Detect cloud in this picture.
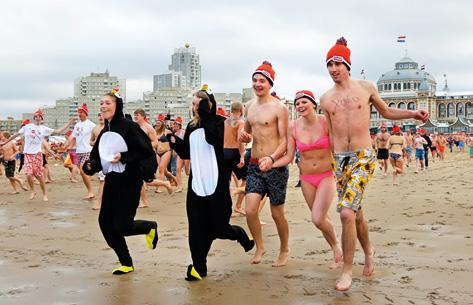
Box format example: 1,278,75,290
1,0,472,118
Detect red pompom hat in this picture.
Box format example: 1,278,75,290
271,91,281,101
174,117,183,125
294,90,317,105
217,107,226,117
77,103,89,115
33,109,44,119
392,125,401,133
326,37,351,71
156,114,166,122
253,61,275,86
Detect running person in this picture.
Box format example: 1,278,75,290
0,132,28,193
83,91,159,275
375,123,390,176
239,61,290,267
320,37,429,291
387,125,406,185
1,109,74,201
272,90,342,268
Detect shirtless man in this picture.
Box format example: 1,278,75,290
404,129,414,166
239,61,290,267
134,109,172,207
320,37,429,291
224,102,246,214
0,132,28,193
375,123,390,176
90,112,105,210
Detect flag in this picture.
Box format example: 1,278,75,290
397,35,406,43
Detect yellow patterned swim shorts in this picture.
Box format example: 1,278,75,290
332,148,376,212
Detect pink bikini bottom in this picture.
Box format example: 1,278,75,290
300,171,334,187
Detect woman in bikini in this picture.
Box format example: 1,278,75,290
155,114,177,192
387,125,405,186
272,90,342,268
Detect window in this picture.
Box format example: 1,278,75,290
388,102,396,108
370,105,378,120
438,104,446,118
457,103,465,117
398,102,406,109
466,102,473,118
447,103,455,117
407,102,416,110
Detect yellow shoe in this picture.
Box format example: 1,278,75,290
112,265,134,275
185,264,203,281
146,222,159,250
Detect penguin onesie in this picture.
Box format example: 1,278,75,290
169,88,255,281
83,93,158,275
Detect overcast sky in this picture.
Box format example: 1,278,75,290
1,0,472,118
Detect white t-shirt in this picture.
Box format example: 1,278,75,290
19,124,54,154
72,119,96,153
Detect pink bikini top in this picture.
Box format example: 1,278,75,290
294,121,330,153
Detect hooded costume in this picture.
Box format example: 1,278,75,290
169,87,254,281
83,93,158,274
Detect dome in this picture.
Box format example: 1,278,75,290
377,56,436,83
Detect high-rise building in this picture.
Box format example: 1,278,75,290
167,45,201,90
143,88,193,123
74,70,126,101
153,71,187,91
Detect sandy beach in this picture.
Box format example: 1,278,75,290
0,151,472,305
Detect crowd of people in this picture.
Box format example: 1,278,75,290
1,37,472,292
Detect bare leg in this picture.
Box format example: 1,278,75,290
270,204,289,267
80,168,94,199
245,193,265,264
356,209,375,276
234,180,246,214
8,178,19,193
27,174,36,200
301,179,342,269
336,207,357,291
139,185,149,208
92,181,104,210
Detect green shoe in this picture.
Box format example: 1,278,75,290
146,222,159,250
112,265,134,275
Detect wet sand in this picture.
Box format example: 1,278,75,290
0,152,472,305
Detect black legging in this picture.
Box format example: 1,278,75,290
99,171,156,267
18,153,24,173
186,182,248,275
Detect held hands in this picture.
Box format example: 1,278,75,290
258,156,273,172
111,153,121,164
414,110,429,122
239,130,252,143
237,157,245,168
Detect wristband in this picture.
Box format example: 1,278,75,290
268,155,275,163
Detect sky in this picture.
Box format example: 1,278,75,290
1,0,473,118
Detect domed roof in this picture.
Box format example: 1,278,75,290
377,56,436,83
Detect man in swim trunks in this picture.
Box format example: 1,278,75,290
224,102,246,214
320,37,429,291
239,61,290,267
404,129,414,166
375,123,390,176
0,132,28,193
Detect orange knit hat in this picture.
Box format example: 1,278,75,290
326,37,351,71
77,103,89,115
294,90,317,105
253,61,275,86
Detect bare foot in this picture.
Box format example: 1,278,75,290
21,184,29,191
233,208,246,216
175,187,182,193
363,248,375,276
250,248,266,264
11,190,20,194
335,272,352,291
43,195,49,202
45,180,52,184
91,201,101,210
138,203,149,208
155,188,163,193
165,182,173,194
29,192,36,200
272,250,289,267
329,245,343,269
70,179,78,183
83,194,95,200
